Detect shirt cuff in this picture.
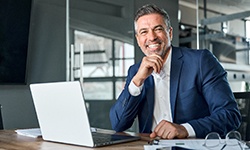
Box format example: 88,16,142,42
181,123,196,138
128,81,144,96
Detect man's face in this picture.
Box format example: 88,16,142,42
135,13,173,59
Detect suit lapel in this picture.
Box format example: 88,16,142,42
143,75,154,132
170,47,183,121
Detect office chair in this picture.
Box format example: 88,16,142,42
0,104,3,129
233,92,250,141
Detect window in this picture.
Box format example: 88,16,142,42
247,21,250,42
71,30,134,100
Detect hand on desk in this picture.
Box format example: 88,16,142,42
150,120,188,139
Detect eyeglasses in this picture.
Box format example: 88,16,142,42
203,131,245,150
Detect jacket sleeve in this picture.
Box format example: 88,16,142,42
109,64,144,132
188,50,242,138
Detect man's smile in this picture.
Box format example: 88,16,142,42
148,43,161,48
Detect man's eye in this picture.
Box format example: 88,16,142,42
140,30,147,35
155,27,163,32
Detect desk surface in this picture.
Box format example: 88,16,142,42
0,130,150,150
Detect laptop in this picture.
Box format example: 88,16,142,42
30,81,140,147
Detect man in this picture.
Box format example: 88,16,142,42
109,4,241,139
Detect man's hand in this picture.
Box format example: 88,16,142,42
132,54,163,86
150,120,189,139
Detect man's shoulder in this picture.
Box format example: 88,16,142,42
173,46,210,53
173,46,213,57
130,62,141,69
127,63,141,74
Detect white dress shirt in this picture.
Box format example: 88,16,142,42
128,49,196,138
151,49,171,130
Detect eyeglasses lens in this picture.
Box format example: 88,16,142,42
204,132,221,147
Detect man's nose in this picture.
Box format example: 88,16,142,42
148,30,157,41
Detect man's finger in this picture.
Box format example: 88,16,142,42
149,132,157,138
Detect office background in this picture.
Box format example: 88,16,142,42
0,0,249,139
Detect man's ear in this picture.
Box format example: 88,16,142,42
169,27,173,41
135,33,141,47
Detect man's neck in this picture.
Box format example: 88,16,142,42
162,46,172,63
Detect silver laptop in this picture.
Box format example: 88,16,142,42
30,81,140,147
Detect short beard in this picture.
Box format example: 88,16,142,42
159,46,171,59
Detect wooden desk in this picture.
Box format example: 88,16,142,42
0,130,150,150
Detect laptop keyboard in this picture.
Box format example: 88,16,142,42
92,132,112,143
92,132,139,146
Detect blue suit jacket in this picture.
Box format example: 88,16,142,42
110,46,241,138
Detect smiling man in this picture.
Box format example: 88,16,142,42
109,4,241,139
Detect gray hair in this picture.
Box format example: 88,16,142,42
134,4,171,33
